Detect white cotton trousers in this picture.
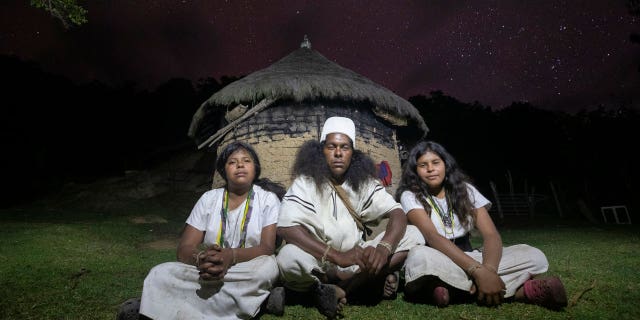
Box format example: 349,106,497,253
139,255,279,320
404,244,549,297
276,225,425,291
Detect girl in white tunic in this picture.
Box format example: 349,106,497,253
139,142,285,320
397,141,567,310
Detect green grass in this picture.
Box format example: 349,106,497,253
1,194,639,320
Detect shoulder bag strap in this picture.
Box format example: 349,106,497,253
330,182,373,237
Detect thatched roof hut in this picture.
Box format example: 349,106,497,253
189,37,428,190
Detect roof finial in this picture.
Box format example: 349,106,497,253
300,35,311,49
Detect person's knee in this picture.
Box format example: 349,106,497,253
516,244,549,272
276,244,303,270
144,262,182,286
403,225,427,246
407,245,437,265
275,244,320,290
253,255,279,280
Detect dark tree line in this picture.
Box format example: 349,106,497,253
2,54,638,220
410,91,639,220
1,54,238,206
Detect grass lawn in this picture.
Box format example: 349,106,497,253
1,189,638,320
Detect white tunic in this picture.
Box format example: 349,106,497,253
400,183,490,239
140,185,281,320
401,184,549,297
187,185,280,248
278,175,401,250
276,176,425,291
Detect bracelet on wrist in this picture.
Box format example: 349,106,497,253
466,262,482,277
231,248,238,265
484,264,498,273
321,245,332,265
377,240,394,254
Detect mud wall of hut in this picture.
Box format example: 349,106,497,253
213,103,403,195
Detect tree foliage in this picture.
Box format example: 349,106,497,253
2,54,639,216
410,90,640,216
628,0,640,16
30,0,87,29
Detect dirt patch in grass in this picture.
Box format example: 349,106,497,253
130,215,168,224
133,215,178,251
140,238,178,250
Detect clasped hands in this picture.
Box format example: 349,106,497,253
195,244,234,281
333,244,392,276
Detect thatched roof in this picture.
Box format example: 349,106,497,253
189,39,428,138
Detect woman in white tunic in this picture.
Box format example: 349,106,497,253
139,142,285,320
397,141,567,310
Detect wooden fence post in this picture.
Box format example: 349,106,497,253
490,181,504,221
550,181,564,218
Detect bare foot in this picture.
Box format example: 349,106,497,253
313,283,347,319
334,285,347,313
383,271,400,299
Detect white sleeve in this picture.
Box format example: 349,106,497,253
400,190,424,213
277,176,328,241
466,183,492,210
185,191,214,231
359,179,402,222
261,190,281,227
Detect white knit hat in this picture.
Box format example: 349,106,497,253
320,116,356,148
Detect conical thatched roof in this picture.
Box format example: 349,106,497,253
189,39,428,138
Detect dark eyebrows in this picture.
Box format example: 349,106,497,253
227,155,253,162
325,142,351,148
417,158,439,165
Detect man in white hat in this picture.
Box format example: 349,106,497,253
274,116,424,319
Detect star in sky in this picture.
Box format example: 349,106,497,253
1,0,638,112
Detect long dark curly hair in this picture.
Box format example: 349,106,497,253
216,141,286,199
395,141,474,228
292,140,377,193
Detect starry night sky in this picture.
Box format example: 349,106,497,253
2,0,639,112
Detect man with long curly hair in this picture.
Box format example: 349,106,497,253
273,117,424,319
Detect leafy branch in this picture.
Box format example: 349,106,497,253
30,0,88,29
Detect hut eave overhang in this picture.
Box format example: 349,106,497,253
189,47,429,138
